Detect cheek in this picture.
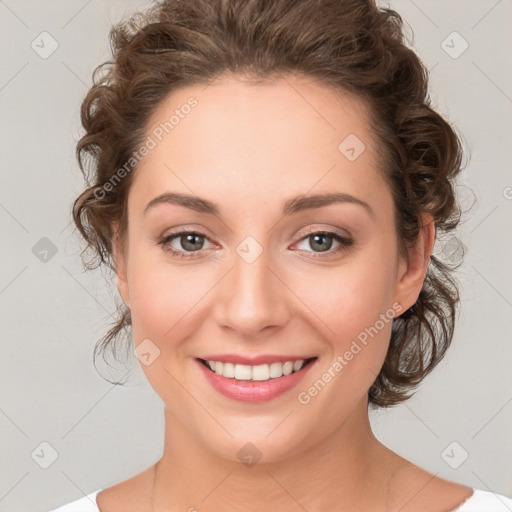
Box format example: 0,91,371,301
126,255,214,402
288,252,398,399
294,254,396,336
126,240,222,349
128,263,206,340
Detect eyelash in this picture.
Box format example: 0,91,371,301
158,228,353,260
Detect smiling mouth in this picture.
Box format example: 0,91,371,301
197,357,317,381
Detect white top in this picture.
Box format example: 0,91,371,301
453,489,512,511
48,488,512,511
48,491,100,512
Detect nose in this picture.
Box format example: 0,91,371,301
214,244,290,338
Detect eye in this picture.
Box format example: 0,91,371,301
158,228,353,260
158,230,214,259
294,229,353,257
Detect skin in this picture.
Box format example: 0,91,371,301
99,74,473,511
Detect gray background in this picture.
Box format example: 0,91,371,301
0,1,511,511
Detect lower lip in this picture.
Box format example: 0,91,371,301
195,358,316,403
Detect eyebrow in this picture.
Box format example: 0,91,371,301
144,192,374,218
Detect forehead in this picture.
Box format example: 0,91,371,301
130,74,387,215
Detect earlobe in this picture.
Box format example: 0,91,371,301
111,221,130,309
392,213,435,314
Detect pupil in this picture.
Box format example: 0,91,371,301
182,233,203,251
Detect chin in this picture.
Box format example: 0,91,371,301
194,419,316,467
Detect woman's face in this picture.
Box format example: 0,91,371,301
115,74,429,463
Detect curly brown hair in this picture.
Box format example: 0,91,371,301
73,0,467,407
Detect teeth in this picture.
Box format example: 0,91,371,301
205,359,307,381
293,360,303,372
251,364,270,381
234,364,252,380
214,361,223,375
222,362,235,378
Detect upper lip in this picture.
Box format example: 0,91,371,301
197,354,317,366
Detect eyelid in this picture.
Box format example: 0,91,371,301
297,225,351,240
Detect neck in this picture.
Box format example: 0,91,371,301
151,398,399,512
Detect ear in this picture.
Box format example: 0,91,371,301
111,221,130,309
392,213,435,315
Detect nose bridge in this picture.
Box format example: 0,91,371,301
216,235,288,335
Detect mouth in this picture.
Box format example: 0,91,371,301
195,356,318,402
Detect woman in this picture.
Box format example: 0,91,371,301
50,0,512,510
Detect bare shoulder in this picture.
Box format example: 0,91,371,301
388,457,474,511
96,464,155,512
